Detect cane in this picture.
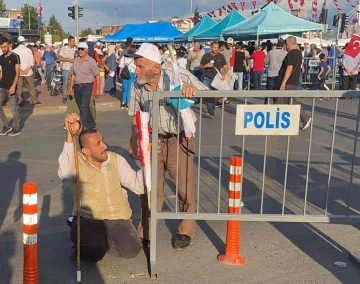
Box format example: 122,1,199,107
67,121,81,282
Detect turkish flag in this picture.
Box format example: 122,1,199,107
344,34,360,58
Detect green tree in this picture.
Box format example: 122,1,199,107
0,0,6,17
79,28,95,37
20,4,38,30
48,15,68,42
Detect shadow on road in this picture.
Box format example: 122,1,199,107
0,151,26,230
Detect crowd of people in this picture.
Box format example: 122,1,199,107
0,30,354,266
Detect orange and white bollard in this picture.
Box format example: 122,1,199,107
23,182,39,284
218,156,247,265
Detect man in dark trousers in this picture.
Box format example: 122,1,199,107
200,41,228,119
278,36,311,131
0,37,21,136
68,42,100,129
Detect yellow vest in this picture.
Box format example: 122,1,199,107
69,151,132,220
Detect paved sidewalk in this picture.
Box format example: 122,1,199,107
3,81,122,116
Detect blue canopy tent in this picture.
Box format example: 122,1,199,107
103,22,182,42
174,15,216,42
193,10,246,41
103,24,145,42
223,3,323,40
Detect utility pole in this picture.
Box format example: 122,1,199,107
75,4,79,41
28,0,31,29
336,13,341,46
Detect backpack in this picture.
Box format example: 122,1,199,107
120,58,133,80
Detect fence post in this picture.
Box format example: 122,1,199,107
218,156,246,265
23,182,39,284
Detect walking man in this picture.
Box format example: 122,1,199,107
200,41,228,118
278,36,311,130
13,36,41,106
68,42,100,129
127,43,199,249
0,37,21,136
58,36,77,104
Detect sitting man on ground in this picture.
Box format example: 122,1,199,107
58,113,144,262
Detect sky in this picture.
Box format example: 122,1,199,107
5,0,357,35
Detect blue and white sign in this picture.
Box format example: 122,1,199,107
235,105,301,136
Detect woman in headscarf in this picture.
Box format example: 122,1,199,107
104,44,117,94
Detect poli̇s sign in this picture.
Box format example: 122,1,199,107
235,105,301,136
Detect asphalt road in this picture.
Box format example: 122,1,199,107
0,98,360,284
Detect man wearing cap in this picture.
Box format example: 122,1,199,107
127,43,200,250
59,36,76,104
68,42,100,129
13,36,41,106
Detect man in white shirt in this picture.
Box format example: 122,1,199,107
59,113,144,262
13,36,41,106
58,36,77,104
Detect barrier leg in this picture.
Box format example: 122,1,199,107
218,156,246,265
23,182,39,284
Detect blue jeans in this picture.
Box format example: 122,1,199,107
191,69,203,82
74,83,95,128
230,72,243,91
253,71,263,90
298,72,303,90
202,77,215,113
62,70,70,99
122,72,135,104
45,63,55,83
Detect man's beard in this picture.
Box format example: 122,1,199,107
136,70,155,85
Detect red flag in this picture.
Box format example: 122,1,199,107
37,1,43,17
240,2,246,11
218,8,223,16
251,1,257,8
288,0,294,9
344,35,360,58
231,2,239,10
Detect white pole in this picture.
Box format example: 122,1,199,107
357,4,360,26
152,0,154,21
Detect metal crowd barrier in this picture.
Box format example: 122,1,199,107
302,56,339,90
149,90,360,277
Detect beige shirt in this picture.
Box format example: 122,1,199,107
71,55,99,84
13,44,34,76
59,46,76,71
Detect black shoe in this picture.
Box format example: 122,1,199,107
62,98,67,104
8,129,20,136
204,111,215,119
174,234,191,250
141,238,150,248
18,101,25,107
0,126,12,136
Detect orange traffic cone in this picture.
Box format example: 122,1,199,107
23,182,39,284
218,157,246,265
